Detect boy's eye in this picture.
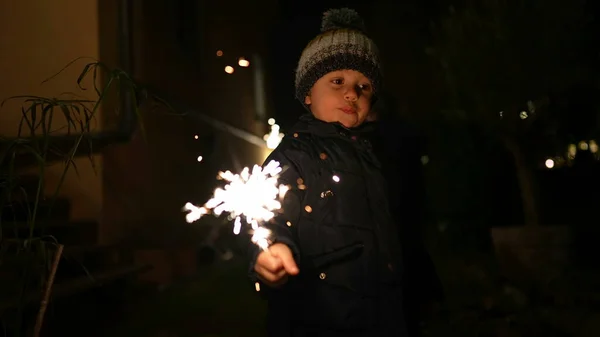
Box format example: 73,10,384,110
359,83,371,91
331,79,343,85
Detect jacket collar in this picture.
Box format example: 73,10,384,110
290,114,377,140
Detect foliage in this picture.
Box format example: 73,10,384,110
427,0,592,138
426,0,594,226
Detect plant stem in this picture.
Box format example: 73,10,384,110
44,75,114,229
29,108,53,241
33,244,63,337
29,169,45,241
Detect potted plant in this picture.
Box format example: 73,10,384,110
426,0,594,284
0,58,169,336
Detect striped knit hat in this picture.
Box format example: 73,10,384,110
295,8,382,105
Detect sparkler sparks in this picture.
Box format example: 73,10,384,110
183,160,290,251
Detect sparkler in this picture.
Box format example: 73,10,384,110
183,160,290,251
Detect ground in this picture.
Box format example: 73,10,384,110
102,252,600,337
108,258,267,337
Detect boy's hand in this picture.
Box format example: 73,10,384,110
254,243,299,288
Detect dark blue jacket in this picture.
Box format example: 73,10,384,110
249,114,440,336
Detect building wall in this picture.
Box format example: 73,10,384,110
99,0,280,252
0,0,286,285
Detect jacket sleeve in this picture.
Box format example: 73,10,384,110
247,143,306,287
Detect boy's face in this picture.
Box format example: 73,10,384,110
304,70,373,128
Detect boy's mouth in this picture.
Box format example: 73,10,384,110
340,106,356,114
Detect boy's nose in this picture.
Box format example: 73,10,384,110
344,88,358,101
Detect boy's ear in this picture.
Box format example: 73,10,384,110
304,95,312,105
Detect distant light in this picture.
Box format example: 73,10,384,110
225,66,234,74
420,155,429,165
590,140,598,154
519,111,528,119
568,144,577,159
579,140,589,151
194,135,199,139
197,156,203,162
216,50,223,57
264,119,283,149
545,158,554,169
332,175,340,183
238,57,250,67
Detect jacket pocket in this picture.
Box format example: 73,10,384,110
303,241,378,296
308,242,364,269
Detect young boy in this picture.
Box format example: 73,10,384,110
249,8,411,337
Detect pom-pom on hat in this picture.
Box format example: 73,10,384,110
295,8,382,106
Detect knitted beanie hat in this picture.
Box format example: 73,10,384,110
295,8,382,105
